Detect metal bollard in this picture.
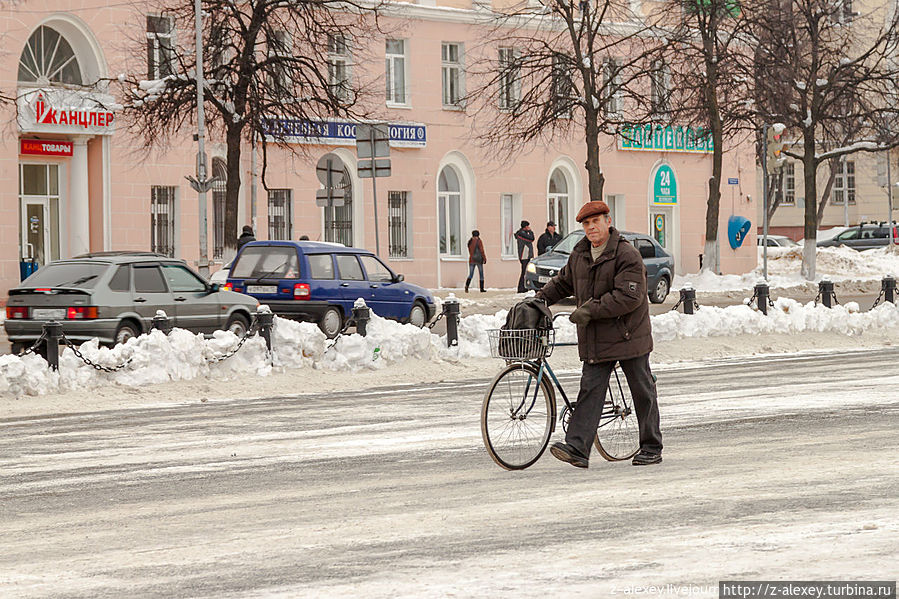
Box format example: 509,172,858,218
444,293,460,347
352,298,370,337
819,280,835,308
255,306,274,351
882,276,896,304
754,282,770,316
151,310,171,334
679,287,696,315
42,320,63,371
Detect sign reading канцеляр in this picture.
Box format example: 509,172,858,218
619,124,714,153
20,139,73,157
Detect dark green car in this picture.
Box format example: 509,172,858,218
4,252,259,353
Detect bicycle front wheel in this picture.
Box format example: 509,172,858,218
593,368,640,461
481,362,555,470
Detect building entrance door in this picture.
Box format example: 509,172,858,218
649,205,679,271
19,163,61,265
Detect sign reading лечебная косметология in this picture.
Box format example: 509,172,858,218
263,118,426,148
618,124,714,153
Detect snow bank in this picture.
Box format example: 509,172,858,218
3,300,899,397
675,246,899,292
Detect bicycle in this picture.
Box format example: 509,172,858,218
481,313,640,470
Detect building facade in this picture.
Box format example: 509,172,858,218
0,1,757,300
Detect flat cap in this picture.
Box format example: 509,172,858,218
575,200,610,222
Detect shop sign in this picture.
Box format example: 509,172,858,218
653,165,678,204
18,89,119,135
263,118,427,148
20,139,73,157
619,124,714,153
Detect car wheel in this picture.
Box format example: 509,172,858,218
649,276,670,304
226,313,250,338
319,307,343,339
408,301,428,328
115,321,140,345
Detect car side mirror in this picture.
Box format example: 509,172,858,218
208,283,220,293
394,273,405,283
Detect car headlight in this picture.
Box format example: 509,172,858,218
526,263,537,273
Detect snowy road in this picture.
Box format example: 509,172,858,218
1,349,897,598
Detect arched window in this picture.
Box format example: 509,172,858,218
324,168,354,247
212,158,227,259
548,168,570,236
438,166,462,255
18,25,83,85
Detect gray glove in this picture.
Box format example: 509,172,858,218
569,299,596,325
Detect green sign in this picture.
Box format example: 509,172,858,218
619,124,714,154
653,165,677,204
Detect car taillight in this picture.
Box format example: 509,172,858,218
224,282,233,291
293,283,311,299
66,306,98,319
6,306,28,319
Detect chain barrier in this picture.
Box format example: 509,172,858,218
427,305,447,330
746,289,775,311
669,297,683,312
16,333,47,358
207,319,260,364
872,288,886,309
61,333,133,373
323,318,355,353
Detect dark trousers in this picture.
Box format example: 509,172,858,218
518,259,530,292
566,353,663,458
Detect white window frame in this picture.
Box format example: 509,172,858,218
328,34,352,101
438,167,463,257
604,57,622,117
552,53,573,118
501,193,522,258
782,162,795,206
269,30,292,100
151,185,176,258
831,160,856,205
650,59,670,115
442,42,464,108
606,193,626,230
267,189,293,240
498,47,521,111
386,39,409,106
388,191,413,259
146,15,175,80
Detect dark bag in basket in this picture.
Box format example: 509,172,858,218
499,298,553,358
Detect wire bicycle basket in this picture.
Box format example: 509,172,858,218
487,328,555,361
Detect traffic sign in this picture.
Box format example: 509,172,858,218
358,158,391,179
316,153,347,187
315,188,345,208
356,124,390,159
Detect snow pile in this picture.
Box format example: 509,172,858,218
675,246,899,292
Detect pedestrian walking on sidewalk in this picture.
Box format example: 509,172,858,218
466,230,487,293
515,221,535,293
536,200,663,468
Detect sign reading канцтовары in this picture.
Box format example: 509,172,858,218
618,124,714,153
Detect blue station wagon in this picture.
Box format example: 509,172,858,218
226,241,436,337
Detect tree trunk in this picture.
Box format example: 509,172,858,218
224,124,243,258
816,158,839,225
801,130,818,280
584,116,605,202
702,113,724,273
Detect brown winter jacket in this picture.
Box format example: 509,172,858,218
536,228,653,363
468,237,487,264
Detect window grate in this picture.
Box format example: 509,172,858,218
388,191,409,258
268,189,293,240
151,186,176,258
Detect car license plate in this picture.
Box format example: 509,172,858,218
246,285,278,294
538,275,551,284
32,308,66,320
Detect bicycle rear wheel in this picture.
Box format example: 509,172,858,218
481,362,555,470
593,368,640,461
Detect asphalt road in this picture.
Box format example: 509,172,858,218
1,349,897,598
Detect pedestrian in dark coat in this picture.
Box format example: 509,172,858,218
537,221,563,255
536,200,663,468
465,230,487,293
515,221,535,293
237,225,256,250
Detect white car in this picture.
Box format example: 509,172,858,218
757,234,799,248
209,260,232,284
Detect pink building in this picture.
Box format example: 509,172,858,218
0,1,757,300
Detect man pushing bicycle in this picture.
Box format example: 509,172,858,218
535,200,663,468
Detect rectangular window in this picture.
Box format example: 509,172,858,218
831,160,856,205
336,254,364,280
498,47,521,111
146,15,174,80
388,191,411,258
442,42,464,108
268,30,292,99
386,39,407,105
501,193,522,257
606,194,626,230
267,189,292,240
150,185,176,258
650,60,670,115
307,254,335,279
783,162,795,205
328,34,352,101
604,58,622,116
552,54,573,117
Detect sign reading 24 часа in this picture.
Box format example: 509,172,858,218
653,165,677,205
263,118,426,148
619,124,714,153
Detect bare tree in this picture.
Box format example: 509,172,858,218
464,0,661,201
655,0,756,273
753,0,899,279
119,0,384,256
